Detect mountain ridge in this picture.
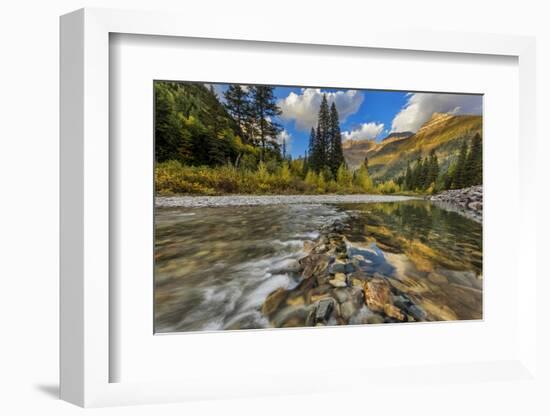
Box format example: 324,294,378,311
343,113,482,181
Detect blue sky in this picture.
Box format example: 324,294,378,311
208,83,482,158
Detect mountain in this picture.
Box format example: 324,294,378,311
381,131,413,142
343,113,482,181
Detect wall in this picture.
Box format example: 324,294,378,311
0,0,547,414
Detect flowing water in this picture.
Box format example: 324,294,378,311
155,200,482,333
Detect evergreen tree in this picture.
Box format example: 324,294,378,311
410,157,422,190
427,149,439,186
453,140,469,189
316,94,331,169
249,86,282,160
302,151,309,176
419,157,429,189
328,102,345,176
308,127,320,172
223,84,251,141
404,162,412,190
465,133,482,186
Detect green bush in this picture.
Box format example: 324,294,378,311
155,160,413,196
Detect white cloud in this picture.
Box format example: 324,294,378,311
342,122,385,142
391,93,482,133
278,88,364,131
277,130,292,153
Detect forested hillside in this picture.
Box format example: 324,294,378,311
343,113,482,191
155,81,481,196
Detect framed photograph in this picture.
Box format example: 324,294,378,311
153,80,483,334
60,8,539,408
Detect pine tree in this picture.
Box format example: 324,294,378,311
328,102,345,177
308,127,320,172
223,85,251,141
427,149,439,186
453,140,469,189
465,133,482,186
317,94,331,169
249,86,282,160
404,162,412,190
421,158,431,189
410,157,422,190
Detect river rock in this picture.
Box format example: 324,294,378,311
329,262,347,274
351,278,366,288
363,277,392,313
366,314,385,324
407,304,427,321
315,298,335,323
272,306,310,327
307,284,333,303
329,272,347,288
303,240,316,252
430,185,483,222
340,300,357,320
384,304,405,321
300,253,330,279
329,279,347,288
333,288,350,303
262,288,287,316
428,271,449,284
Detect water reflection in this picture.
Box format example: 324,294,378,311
155,200,482,332
341,201,482,321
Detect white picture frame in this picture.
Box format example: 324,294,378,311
60,7,538,408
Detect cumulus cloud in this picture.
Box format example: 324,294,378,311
342,122,385,142
391,93,482,133
279,88,364,131
276,129,292,152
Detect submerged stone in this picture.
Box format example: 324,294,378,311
315,298,335,323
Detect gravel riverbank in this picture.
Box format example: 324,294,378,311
156,194,419,208
430,186,482,223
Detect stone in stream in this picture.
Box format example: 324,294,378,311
303,240,316,253
329,262,347,274
340,300,357,321
384,304,405,321
315,298,335,323
329,279,347,288
332,288,350,304
408,304,427,321
300,253,330,280
363,277,392,313
262,288,287,316
329,272,347,288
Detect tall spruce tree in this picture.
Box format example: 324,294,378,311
427,149,439,186
328,102,345,176
223,85,251,141
249,86,282,160
316,94,331,170
404,162,412,190
453,140,469,189
308,127,319,172
465,133,482,186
